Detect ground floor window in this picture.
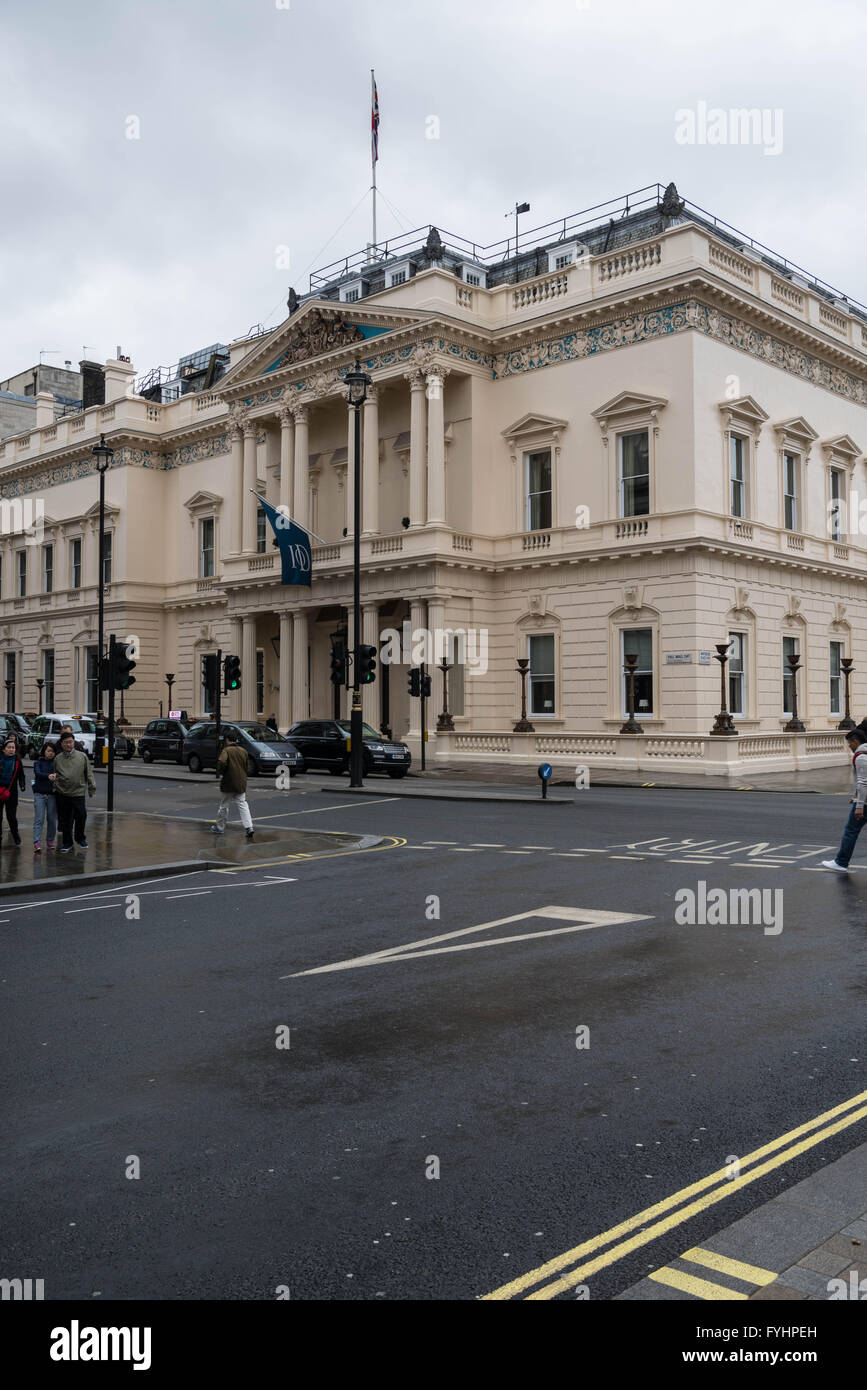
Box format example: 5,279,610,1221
201,654,215,715
528,634,555,716
830,641,843,715
4,651,16,710
42,648,55,712
782,635,799,715
622,628,653,716
728,632,746,716
256,649,264,715
85,646,99,712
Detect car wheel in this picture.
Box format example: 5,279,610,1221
141,747,153,763
387,770,408,779
188,754,203,774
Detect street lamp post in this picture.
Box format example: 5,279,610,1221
620,654,644,734
436,658,455,732
92,433,114,764
165,673,175,714
838,658,856,731
710,642,738,735
343,360,372,788
4,679,13,713
36,678,45,715
784,653,806,732
513,658,535,733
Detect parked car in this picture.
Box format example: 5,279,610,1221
181,721,305,777
0,712,29,757
287,718,412,777
26,714,92,757
138,718,189,765
83,713,136,760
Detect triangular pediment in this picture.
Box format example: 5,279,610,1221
84,500,120,519
718,395,769,427
184,490,222,512
502,412,568,440
775,416,819,444
823,433,862,460
592,391,669,422
219,299,433,392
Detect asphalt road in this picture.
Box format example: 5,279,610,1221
2,780,866,1300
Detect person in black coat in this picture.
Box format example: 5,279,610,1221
0,736,26,846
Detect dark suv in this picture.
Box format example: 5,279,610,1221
182,722,305,777
287,719,411,777
138,719,189,765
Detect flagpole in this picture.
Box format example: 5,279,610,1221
251,491,330,547
371,69,377,253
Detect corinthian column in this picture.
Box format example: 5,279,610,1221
362,385,380,536
242,423,258,553
426,367,449,526
279,407,295,513
406,370,427,528
293,406,309,530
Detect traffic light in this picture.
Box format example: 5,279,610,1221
421,672,432,698
111,640,136,690
329,641,346,687
359,644,377,685
407,667,421,698
223,654,241,693
203,653,220,697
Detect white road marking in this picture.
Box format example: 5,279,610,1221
424,841,458,845
257,799,400,816
166,892,212,900
65,904,122,915
284,906,652,978
503,850,532,855
471,843,505,848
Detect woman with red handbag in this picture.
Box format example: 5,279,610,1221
0,736,25,847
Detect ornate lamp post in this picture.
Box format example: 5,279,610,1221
92,433,114,764
4,678,13,713
620,654,644,733
165,673,175,713
784,653,806,732
36,677,45,715
436,658,454,732
343,359,372,787
513,658,535,733
710,642,738,735
838,658,856,731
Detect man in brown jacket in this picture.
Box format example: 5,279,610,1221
212,729,255,839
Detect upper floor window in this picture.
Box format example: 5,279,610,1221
783,453,800,532
344,288,360,303
16,549,26,597
526,450,552,530
465,271,481,287
730,435,747,517
200,517,215,578
256,507,267,554
828,468,845,541
102,532,113,584
619,431,650,517
42,544,53,594
70,536,82,589
528,634,555,716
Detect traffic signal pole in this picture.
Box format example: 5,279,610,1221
420,661,426,772
107,634,116,813
350,397,363,789
215,648,222,750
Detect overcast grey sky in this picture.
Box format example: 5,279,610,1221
1,0,865,379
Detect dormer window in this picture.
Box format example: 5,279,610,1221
460,263,487,287
386,260,413,288
339,279,363,303
547,240,581,273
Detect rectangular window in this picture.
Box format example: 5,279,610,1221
201,655,215,715
256,650,265,715
4,651,16,710
619,431,650,517
554,252,573,269
43,544,53,593
829,468,844,541
200,517,215,577
782,635,799,715
830,641,843,715
70,537,82,589
102,533,113,584
389,270,406,286
528,634,555,716
345,288,360,303
526,449,552,530
257,507,267,554
783,453,799,532
728,632,746,716
622,628,654,715
85,645,99,711
465,272,481,287
16,549,27,597
730,436,746,517
43,648,55,711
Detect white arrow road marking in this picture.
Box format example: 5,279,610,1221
282,905,652,978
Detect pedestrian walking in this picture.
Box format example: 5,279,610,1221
32,740,59,851
54,731,96,852
0,736,25,847
822,723,867,872
266,714,278,733
212,729,255,840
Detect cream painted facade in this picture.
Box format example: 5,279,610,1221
3,197,867,776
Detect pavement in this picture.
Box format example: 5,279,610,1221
618,1138,867,1301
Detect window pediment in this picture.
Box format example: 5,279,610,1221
774,416,819,452
184,490,222,527
822,434,861,466
719,395,769,438
502,413,569,446
593,392,668,432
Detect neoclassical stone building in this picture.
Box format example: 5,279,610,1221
3,184,867,775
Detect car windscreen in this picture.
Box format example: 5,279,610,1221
240,724,287,743
337,721,383,740
78,720,95,733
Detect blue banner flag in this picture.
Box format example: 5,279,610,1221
257,496,312,586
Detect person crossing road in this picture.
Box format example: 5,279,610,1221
212,729,255,840
822,723,867,872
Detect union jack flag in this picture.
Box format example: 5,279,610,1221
371,72,380,164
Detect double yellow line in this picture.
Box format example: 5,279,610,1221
483,1088,867,1300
